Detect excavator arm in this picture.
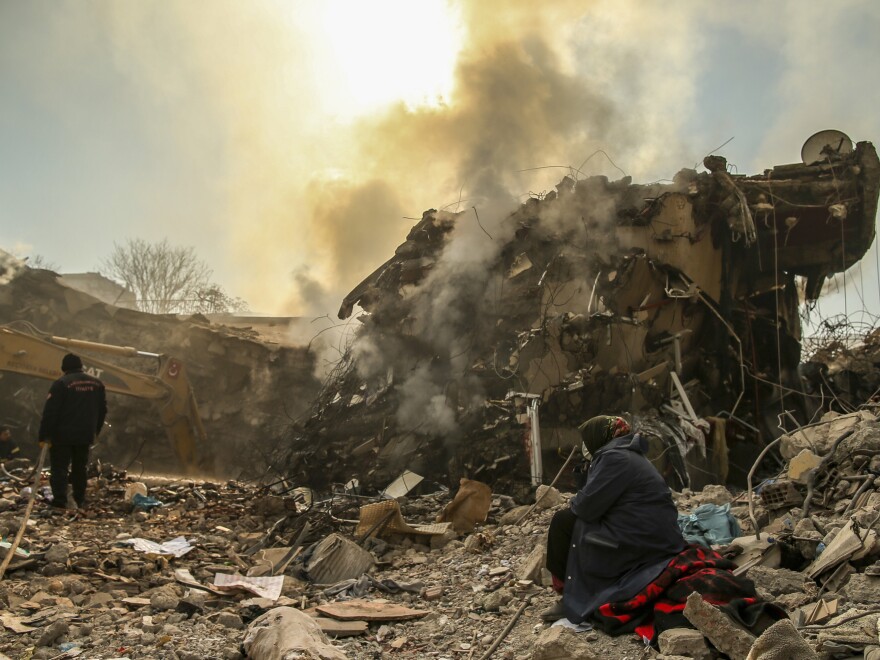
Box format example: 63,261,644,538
0,323,206,471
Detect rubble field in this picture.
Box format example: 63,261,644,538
4,406,880,659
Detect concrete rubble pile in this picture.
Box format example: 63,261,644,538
0,266,321,477
8,415,880,659
0,460,625,659
276,140,880,496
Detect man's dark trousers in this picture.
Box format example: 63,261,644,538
49,444,89,507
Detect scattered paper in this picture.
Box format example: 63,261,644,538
382,471,424,499
213,573,284,600
174,568,227,596
0,613,35,634
120,536,194,558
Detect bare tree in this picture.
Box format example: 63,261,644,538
190,284,250,315
24,254,59,271
101,239,214,314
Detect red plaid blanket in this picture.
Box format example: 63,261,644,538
591,544,786,643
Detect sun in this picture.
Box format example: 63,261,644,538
279,0,463,119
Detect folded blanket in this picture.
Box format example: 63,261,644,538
591,544,786,644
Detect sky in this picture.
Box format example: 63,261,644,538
1,0,879,324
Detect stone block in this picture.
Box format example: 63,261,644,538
683,592,755,660
531,625,602,660
517,543,547,583
657,628,711,659
746,566,808,597
788,449,821,483
843,573,880,604
535,485,563,510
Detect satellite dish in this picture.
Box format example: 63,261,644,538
801,129,853,165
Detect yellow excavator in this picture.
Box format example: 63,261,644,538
0,322,206,471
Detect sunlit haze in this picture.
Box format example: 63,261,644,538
1,0,879,322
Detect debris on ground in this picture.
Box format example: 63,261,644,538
1,406,880,657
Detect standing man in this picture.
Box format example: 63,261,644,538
0,426,20,461
38,353,107,510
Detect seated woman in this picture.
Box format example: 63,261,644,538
543,415,686,623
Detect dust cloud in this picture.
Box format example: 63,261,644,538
78,0,689,317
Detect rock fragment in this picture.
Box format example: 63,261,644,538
532,625,603,659
658,628,711,659
683,592,755,660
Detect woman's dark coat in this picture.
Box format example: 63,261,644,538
562,433,686,623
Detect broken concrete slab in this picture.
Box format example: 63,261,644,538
242,606,347,660
787,449,822,483
806,519,872,579
683,592,756,660
842,573,880,604
517,543,547,583
745,566,809,598
531,625,603,660
313,617,368,638
658,628,711,660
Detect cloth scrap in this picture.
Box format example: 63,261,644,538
323,574,424,598
120,536,194,558
551,618,594,633
213,573,284,601
131,493,163,511
678,503,741,547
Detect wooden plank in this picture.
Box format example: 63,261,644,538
314,617,368,637
316,599,429,622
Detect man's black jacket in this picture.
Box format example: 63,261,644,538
38,370,107,445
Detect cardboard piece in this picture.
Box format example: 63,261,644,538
213,573,284,601
806,521,873,579
355,500,450,539
0,613,35,634
436,478,492,533
248,546,301,577
316,599,429,622
306,533,376,585
803,597,839,625
173,568,228,596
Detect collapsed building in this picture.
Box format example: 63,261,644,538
277,135,880,497
0,261,322,477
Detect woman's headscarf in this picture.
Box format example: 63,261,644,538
579,415,631,457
